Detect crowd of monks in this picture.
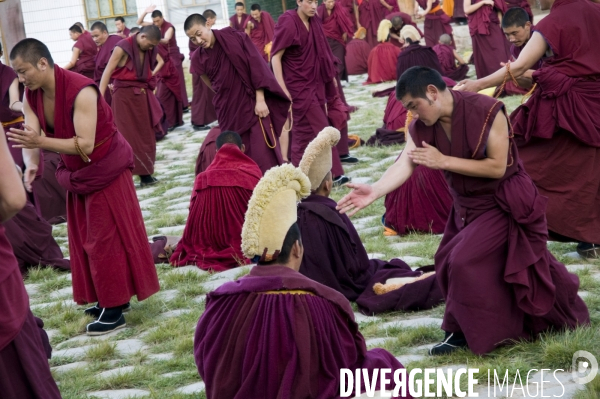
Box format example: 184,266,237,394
1,0,599,396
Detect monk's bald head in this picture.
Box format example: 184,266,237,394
397,67,448,126
216,131,244,151
10,38,54,69
140,25,161,41
439,34,452,46
10,39,54,91
185,14,214,48
90,21,109,46
391,16,404,30
203,9,217,28
502,8,532,47
184,13,208,31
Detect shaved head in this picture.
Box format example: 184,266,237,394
10,38,54,68
184,13,207,32
439,34,452,45
391,16,404,30
140,25,161,41
91,21,108,33
216,131,243,150
203,9,217,19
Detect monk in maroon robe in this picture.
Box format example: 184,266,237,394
138,6,189,110
186,15,289,174
244,5,275,62
90,21,122,106
387,12,423,48
195,126,221,175
189,39,216,130
339,0,358,31
9,38,160,335
318,0,354,83
432,34,469,81
272,5,347,182
65,24,96,79
100,27,166,185
0,126,61,398
396,37,443,79
457,0,600,258
230,2,248,31
171,132,262,271
366,39,401,84
345,37,371,74
115,17,131,38
0,55,25,166
338,67,590,355
156,44,184,131
465,0,511,78
357,0,398,48
415,0,455,48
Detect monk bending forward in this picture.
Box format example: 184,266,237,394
338,67,589,355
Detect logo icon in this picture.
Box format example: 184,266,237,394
572,351,598,385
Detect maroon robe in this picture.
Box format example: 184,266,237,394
243,11,275,62
358,0,398,48
189,39,217,127
0,223,61,398
171,145,262,270
433,43,469,81
195,126,220,175
156,44,184,131
72,31,97,79
159,20,188,108
26,66,160,308
3,199,70,275
94,34,122,106
272,11,344,177
0,63,24,166
493,38,542,97
416,0,455,48
339,0,358,31
454,0,466,17
386,12,423,48
366,42,401,84
467,0,511,78
32,150,67,225
195,265,412,398
229,13,248,31
410,90,590,354
345,37,371,75
318,2,354,81
117,27,131,37
192,28,289,174
396,42,443,79
511,0,600,245
112,34,164,175
327,96,351,156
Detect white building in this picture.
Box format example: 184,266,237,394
15,0,230,66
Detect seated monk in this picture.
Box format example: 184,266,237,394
149,236,181,264
195,163,412,398
345,37,371,75
297,127,443,312
194,125,220,175
365,20,401,84
433,34,469,81
396,25,443,79
170,131,262,271
387,13,423,48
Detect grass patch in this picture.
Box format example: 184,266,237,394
85,341,117,362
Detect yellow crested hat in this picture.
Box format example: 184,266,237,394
377,19,392,43
299,127,340,191
400,25,422,42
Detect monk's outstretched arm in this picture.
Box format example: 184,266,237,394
99,46,125,96
271,49,291,100
137,5,155,26
153,54,165,76
8,78,23,113
10,97,41,192
64,47,81,70
408,112,509,178
456,32,548,91
0,125,26,221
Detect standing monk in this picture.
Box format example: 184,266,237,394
414,0,454,48
464,0,511,78
230,2,249,31
244,4,276,62
8,39,160,335
115,16,131,38
90,21,122,106
64,24,96,79
188,39,216,131
100,26,165,187
138,6,189,112
318,0,354,83
357,0,398,48
338,67,590,355
185,14,290,174
456,0,600,258
272,0,348,185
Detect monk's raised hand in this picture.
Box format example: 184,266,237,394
144,4,156,13
255,100,270,119
407,142,446,169
7,125,42,149
336,183,377,217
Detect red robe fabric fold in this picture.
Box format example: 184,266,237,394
195,126,220,175
156,44,184,130
510,0,600,244
339,0,358,31
318,3,354,46
94,34,122,105
358,0,398,48
345,38,371,74
409,90,590,354
416,0,454,48
366,42,401,84
195,265,411,398
396,42,443,78
229,13,248,31
26,66,159,308
32,150,67,225
171,145,262,270
189,39,216,126
433,43,469,81
191,28,290,174
243,11,275,62
72,31,97,79
159,20,188,108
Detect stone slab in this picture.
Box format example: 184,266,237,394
169,266,210,277
114,339,146,355
365,337,393,347
380,317,443,330
395,354,426,364
52,361,90,373
175,382,206,394
147,353,174,361
202,279,230,292
164,186,191,196
87,389,150,398
390,242,420,251
49,286,73,299
160,309,192,319
353,312,381,324
98,366,136,379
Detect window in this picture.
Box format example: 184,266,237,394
83,0,138,33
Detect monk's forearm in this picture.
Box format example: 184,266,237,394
442,155,505,179
271,54,290,99
372,159,416,199
64,62,74,70
23,148,40,170
37,136,93,156
136,13,147,26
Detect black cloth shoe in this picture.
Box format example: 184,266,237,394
429,331,468,356
84,302,131,319
333,175,351,187
577,242,600,259
340,154,359,164
86,307,126,336
193,124,210,131
140,175,158,187
182,107,190,114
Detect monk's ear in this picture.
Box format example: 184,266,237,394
241,144,246,153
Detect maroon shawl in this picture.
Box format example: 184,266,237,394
396,43,443,78
159,20,181,58
26,67,133,195
318,2,354,46
94,34,122,83
229,13,248,31
467,0,507,36
0,63,21,123
72,31,97,77
243,11,275,48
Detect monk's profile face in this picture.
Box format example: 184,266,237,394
297,0,318,18
137,34,159,51
186,23,213,49
503,23,531,47
10,56,50,91
235,5,245,17
401,88,441,127
115,20,125,31
69,31,81,41
325,0,335,11
152,16,164,27
206,17,216,28
90,29,109,46
251,9,261,21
